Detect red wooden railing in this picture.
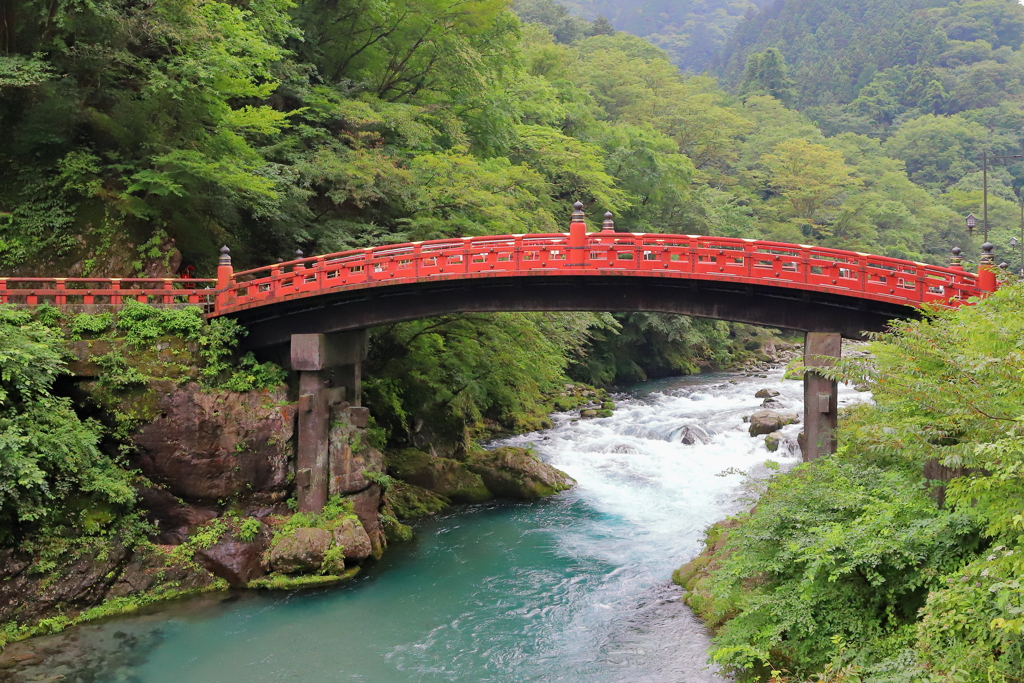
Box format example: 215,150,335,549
213,233,983,315
0,278,218,308
0,235,986,316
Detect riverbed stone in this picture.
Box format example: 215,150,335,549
754,388,779,399
465,447,575,499
269,528,332,574
678,425,712,445
764,434,781,452
748,410,785,436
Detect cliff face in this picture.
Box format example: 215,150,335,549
129,383,296,506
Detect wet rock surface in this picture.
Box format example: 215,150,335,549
748,410,785,436
678,425,712,445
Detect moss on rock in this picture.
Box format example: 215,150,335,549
386,449,491,503
465,447,575,499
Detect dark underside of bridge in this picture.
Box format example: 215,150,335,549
230,276,920,349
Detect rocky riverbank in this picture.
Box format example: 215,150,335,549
0,319,580,658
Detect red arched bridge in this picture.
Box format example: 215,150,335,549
0,206,996,499
0,215,987,346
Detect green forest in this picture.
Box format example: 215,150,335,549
3,0,1024,679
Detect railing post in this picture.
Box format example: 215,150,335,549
568,201,587,265
215,246,233,313
162,279,174,305
110,279,121,306
0,278,6,304
977,242,998,294
55,279,66,305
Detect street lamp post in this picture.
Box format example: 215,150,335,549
979,151,1024,243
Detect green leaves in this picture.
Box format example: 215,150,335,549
0,308,68,409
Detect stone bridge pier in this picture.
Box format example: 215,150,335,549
802,332,841,462
290,331,369,513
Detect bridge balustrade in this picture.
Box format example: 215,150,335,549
216,233,982,316
0,277,218,308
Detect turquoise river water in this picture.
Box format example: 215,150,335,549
24,369,866,682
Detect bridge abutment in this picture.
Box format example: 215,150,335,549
802,332,841,462
291,331,369,512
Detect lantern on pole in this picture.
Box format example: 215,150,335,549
965,213,978,234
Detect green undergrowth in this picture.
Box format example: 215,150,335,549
678,285,1024,683
51,301,287,440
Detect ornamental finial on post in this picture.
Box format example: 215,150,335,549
950,246,962,269
571,201,585,224
978,242,998,293
981,242,995,265
216,245,233,291
569,201,587,264
602,211,615,232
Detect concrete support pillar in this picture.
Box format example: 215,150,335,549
803,332,841,462
291,330,369,512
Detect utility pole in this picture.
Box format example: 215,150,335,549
978,152,1023,243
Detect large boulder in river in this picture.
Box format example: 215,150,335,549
754,388,779,399
465,447,575,499
387,449,491,503
269,528,332,574
748,410,785,436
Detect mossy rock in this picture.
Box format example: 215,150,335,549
595,409,613,418
465,447,575,499
386,449,491,503
248,568,359,590
601,401,616,410
385,480,451,520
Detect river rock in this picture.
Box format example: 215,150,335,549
678,425,712,445
465,447,575,499
331,518,373,561
754,389,779,399
194,529,269,587
580,409,598,418
387,449,491,503
748,410,785,436
128,382,295,505
764,434,781,452
269,528,332,574
384,481,450,519
761,398,786,411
